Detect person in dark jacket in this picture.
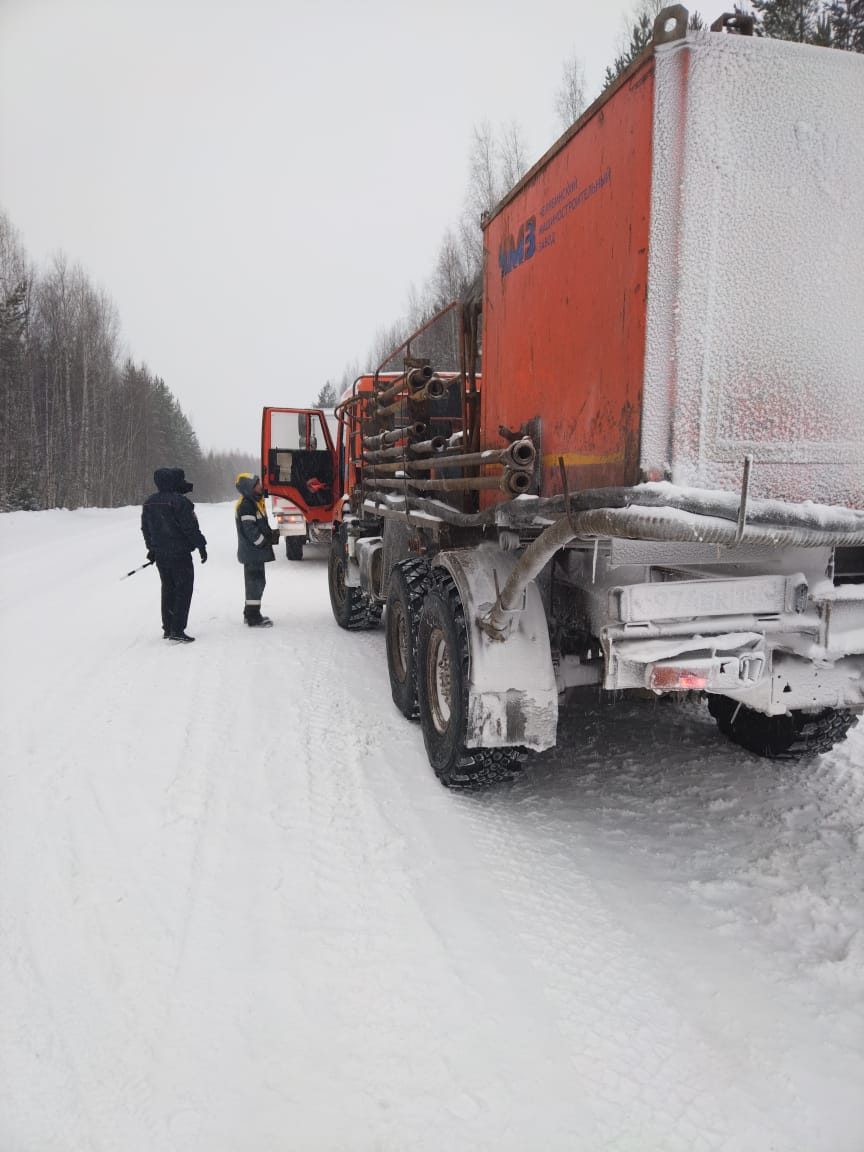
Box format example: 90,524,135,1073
235,472,276,627
141,467,208,642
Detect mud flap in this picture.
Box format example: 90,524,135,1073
434,549,558,752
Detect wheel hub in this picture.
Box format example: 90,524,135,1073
393,604,408,679
333,558,346,607
428,628,452,734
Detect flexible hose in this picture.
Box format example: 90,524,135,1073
480,505,864,638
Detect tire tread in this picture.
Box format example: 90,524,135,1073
708,695,858,760
420,568,523,789
386,558,430,720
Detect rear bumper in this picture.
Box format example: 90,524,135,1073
277,522,306,538
601,576,864,715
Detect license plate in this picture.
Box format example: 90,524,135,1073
612,575,794,623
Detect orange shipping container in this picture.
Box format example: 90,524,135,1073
483,56,654,495
481,15,864,508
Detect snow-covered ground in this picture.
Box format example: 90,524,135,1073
2,503,863,1152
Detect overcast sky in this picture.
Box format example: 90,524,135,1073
0,0,730,453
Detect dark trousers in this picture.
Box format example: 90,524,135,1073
156,554,194,633
243,564,266,616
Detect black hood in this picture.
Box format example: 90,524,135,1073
154,467,192,494
154,467,180,492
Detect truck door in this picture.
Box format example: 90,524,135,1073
261,408,339,521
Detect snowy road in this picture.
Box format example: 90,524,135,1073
2,504,864,1151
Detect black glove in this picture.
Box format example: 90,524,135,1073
146,550,155,563
199,547,208,563
271,528,281,545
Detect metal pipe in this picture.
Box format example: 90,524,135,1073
407,497,499,525
363,437,446,465
373,377,449,414
410,436,447,455
361,495,501,527
367,471,530,494
407,365,433,389
373,367,437,410
363,446,408,464
734,455,753,545
409,376,448,403
366,441,534,474
374,374,410,407
504,438,536,469
363,423,425,450
505,471,532,494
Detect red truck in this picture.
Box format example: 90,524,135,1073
263,7,864,787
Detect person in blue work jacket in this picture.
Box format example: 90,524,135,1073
235,472,277,627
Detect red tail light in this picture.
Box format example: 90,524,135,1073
649,666,708,691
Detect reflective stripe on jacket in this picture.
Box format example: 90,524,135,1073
235,497,274,564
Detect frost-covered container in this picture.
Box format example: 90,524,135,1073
643,27,864,505
482,15,864,508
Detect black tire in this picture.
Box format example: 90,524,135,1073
385,558,430,721
285,536,304,561
328,527,382,631
708,695,858,759
417,568,523,788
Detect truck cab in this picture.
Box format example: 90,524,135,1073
262,407,341,559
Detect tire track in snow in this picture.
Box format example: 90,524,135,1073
253,604,605,1149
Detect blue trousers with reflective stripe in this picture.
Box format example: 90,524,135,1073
243,563,266,608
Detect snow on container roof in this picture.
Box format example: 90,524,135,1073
641,30,864,508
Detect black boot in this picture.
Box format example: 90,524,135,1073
244,606,273,627
169,631,195,643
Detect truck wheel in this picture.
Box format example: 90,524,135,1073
285,536,304,561
328,528,382,631
385,558,430,721
708,696,858,759
417,569,522,788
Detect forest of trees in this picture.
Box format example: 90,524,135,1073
603,1,863,95
3,0,861,509
0,212,256,511
750,0,864,47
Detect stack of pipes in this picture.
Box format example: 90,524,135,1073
362,364,536,498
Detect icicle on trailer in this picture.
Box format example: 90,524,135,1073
262,7,864,787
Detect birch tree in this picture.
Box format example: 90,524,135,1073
554,53,588,131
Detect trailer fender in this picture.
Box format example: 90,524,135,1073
355,536,383,598
434,549,558,752
335,521,361,588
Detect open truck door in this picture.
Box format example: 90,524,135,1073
262,408,340,521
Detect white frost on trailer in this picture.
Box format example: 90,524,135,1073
612,631,764,662
642,31,864,507
638,481,864,530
